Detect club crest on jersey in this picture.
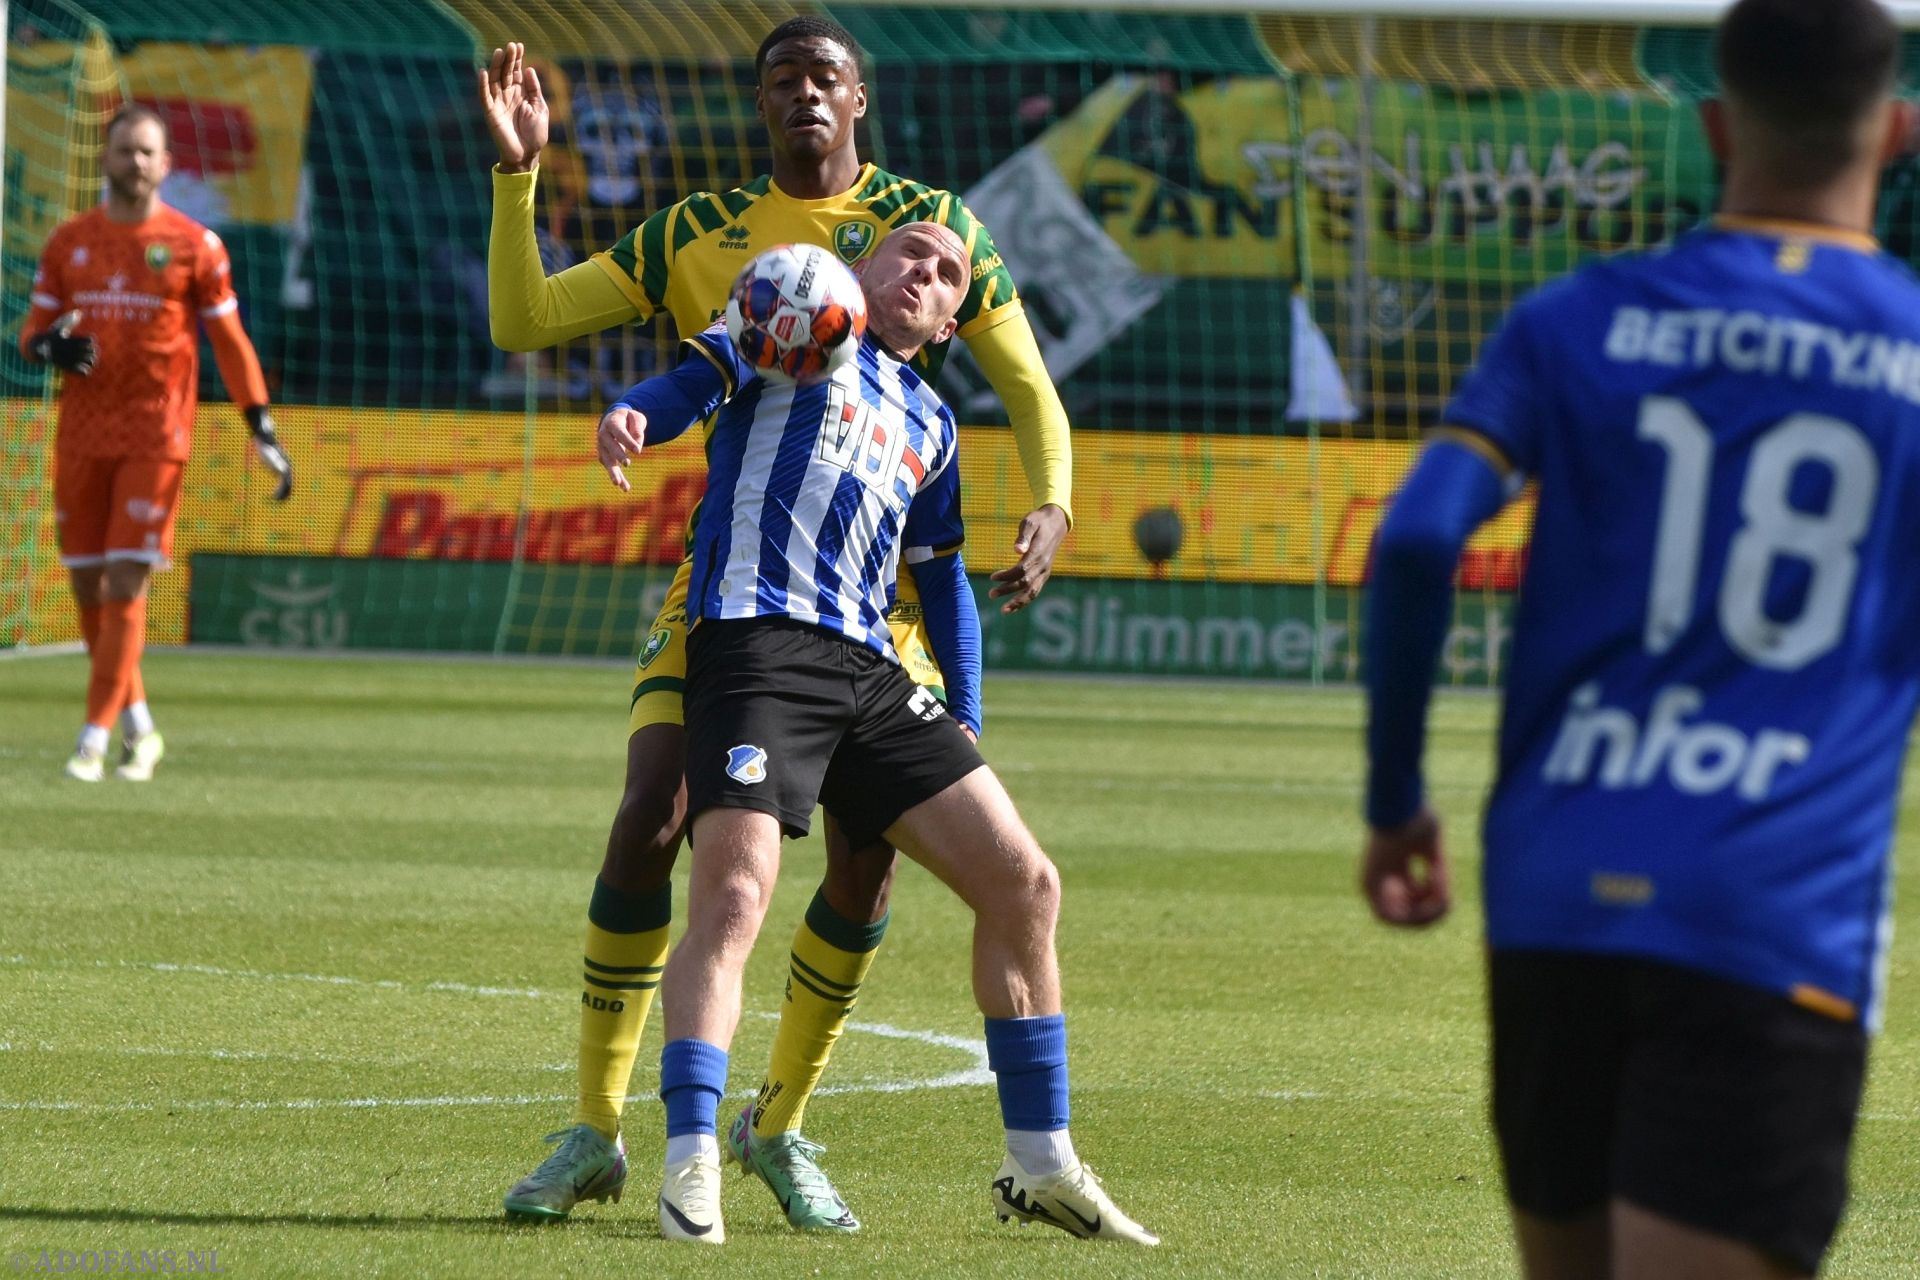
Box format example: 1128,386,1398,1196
832,221,874,264
726,744,768,785
145,243,173,271
638,627,672,669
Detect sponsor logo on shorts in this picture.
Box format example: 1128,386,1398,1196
125,498,169,523
907,687,946,722
638,627,672,669
726,744,768,785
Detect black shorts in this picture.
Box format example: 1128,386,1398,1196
1490,949,1867,1274
682,617,983,845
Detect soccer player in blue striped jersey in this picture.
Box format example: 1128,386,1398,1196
1363,2,1918,1276
611,223,1154,1246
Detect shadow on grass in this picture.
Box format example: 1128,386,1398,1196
0,1205,595,1233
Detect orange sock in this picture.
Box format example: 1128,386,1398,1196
79,603,145,725
85,597,146,730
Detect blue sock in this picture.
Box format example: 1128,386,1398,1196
660,1038,729,1138
984,1014,1070,1131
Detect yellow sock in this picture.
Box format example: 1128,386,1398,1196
752,889,887,1138
573,878,671,1140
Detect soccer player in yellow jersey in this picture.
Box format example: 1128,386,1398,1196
481,18,1075,1230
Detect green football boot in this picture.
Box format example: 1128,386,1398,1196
503,1124,627,1220
723,1105,858,1231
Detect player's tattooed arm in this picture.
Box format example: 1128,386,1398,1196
479,42,549,174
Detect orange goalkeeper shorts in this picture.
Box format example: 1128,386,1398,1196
54,453,185,569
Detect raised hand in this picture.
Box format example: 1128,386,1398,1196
477,42,549,173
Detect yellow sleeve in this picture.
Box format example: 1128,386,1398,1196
488,165,642,352
966,306,1073,523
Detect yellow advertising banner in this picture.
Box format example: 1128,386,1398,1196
121,45,314,227
13,403,1532,649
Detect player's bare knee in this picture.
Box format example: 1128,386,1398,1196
823,838,897,921
601,727,688,887
613,781,682,851
1025,852,1061,921
986,846,1058,925
699,864,776,945
102,561,151,601
67,568,105,609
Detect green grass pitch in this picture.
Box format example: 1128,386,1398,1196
2,651,1916,1277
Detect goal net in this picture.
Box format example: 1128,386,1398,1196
8,0,1899,686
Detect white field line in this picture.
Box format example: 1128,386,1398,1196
0,954,546,999
0,955,991,1113
3,959,1909,1121
0,1040,576,1072
0,641,86,661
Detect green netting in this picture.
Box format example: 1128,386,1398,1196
2,2,1896,686
837,7,1276,75
1637,25,1920,99
43,0,477,55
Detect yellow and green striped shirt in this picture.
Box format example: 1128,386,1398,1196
590,163,1020,382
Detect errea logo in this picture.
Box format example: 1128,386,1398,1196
719,225,751,250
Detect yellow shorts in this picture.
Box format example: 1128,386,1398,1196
626,559,946,735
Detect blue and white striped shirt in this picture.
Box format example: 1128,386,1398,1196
628,321,964,662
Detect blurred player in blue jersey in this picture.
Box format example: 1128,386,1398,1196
1362,1,1917,1276
610,223,1155,1247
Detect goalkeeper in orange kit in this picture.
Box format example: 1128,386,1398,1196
22,104,292,782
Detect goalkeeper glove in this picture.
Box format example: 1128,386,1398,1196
244,405,295,502
27,310,97,376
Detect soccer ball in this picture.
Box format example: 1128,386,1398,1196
724,243,867,383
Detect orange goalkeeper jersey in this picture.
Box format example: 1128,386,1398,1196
24,204,241,461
